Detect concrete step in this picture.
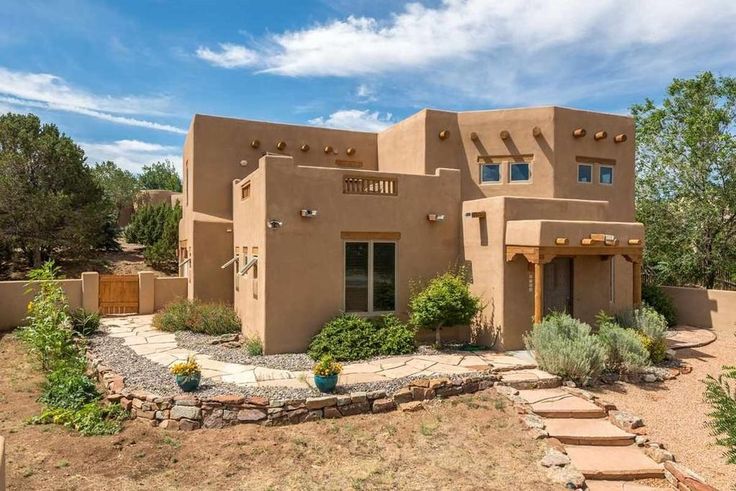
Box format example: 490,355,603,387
585,481,670,491
545,418,636,446
517,388,606,418
565,445,664,480
499,369,561,389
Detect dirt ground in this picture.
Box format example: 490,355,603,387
0,333,554,491
0,241,170,280
591,322,736,489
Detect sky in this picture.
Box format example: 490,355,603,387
1,0,735,174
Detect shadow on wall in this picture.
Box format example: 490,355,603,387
662,286,736,329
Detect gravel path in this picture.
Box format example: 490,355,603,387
87,333,479,402
591,322,736,489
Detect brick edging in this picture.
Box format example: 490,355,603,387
87,353,505,430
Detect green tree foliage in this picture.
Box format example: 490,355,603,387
704,366,736,464
139,159,182,192
91,160,141,223
633,72,736,288
642,283,678,326
125,202,181,272
0,113,117,265
409,270,480,347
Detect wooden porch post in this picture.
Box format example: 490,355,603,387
534,262,544,324
632,260,642,307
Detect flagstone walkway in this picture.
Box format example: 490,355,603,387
101,315,546,390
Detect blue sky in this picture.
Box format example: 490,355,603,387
1,0,735,173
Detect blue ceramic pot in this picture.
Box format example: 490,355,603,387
314,374,338,393
175,373,201,392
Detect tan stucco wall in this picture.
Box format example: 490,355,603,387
135,189,179,210
0,279,83,330
505,220,644,247
153,276,188,311
662,286,736,330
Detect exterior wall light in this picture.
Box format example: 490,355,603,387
267,219,283,229
427,213,445,222
276,140,287,150
239,160,248,167
438,129,450,140
594,130,608,141
614,134,628,143
300,209,318,218
251,139,260,149
572,128,586,138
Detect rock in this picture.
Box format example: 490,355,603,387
410,378,430,388
372,398,397,413
323,406,342,419
529,428,549,439
173,395,199,406
159,419,179,431
155,410,170,420
305,396,337,410
665,348,677,359
644,446,675,463
367,390,386,400
244,396,269,407
211,333,239,345
208,394,245,405
635,435,649,446
106,393,124,403
546,438,566,454
411,387,436,400
664,462,717,491
304,410,322,422
392,387,413,404
563,380,577,388
428,378,449,390
522,414,546,430
546,466,585,489
399,401,424,412
350,391,367,403
119,397,132,411
609,410,643,431
339,401,370,416
237,409,267,422
203,413,225,429
642,373,657,383
178,418,200,431
170,405,201,421
494,385,519,397
541,449,570,467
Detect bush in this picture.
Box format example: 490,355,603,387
616,306,668,364
598,323,651,374
409,270,481,347
70,308,100,337
524,312,606,386
308,314,416,361
153,298,240,335
642,284,678,326
704,366,736,464
31,403,128,436
243,336,263,356
40,362,100,410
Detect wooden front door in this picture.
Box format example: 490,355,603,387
544,257,573,315
99,275,139,315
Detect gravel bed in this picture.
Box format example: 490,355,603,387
87,331,482,402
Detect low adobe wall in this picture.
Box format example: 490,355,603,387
0,279,84,331
662,286,736,330
153,277,188,311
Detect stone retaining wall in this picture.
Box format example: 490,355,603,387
88,353,501,430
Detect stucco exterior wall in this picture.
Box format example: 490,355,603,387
153,277,188,311
377,110,427,175
662,286,736,330
0,279,83,330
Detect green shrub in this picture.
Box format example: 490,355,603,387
409,269,481,347
31,403,128,436
124,202,171,246
143,203,181,273
642,284,677,326
616,306,668,363
524,312,606,386
40,363,100,410
244,336,263,356
704,366,736,464
308,313,416,361
70,308,100,337
153,298,240,335
598,323,651,374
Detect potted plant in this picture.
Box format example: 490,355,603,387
170,355,202,392
312,355,342,393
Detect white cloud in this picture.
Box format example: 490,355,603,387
308,109,393,131
356,83,377,102
196,43,260,68
80,139,181,174
0,67,186,134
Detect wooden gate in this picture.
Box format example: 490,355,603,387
99,275,139,315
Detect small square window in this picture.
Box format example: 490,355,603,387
241,182,251,200
510,162,530,182
577,164,592,183
480,163,500,183
600,166,614,185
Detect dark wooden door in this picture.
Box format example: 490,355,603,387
544,257,573,315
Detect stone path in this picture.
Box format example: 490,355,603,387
665,325,717,350
102,315,547,390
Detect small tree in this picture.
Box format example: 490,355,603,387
91,161,140,223
409,270,480,347
139,160,182,192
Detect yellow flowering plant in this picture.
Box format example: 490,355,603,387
169,356,201,377
313,355,342,377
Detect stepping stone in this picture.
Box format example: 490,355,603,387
545,418,635,445
518,389,606,418
565,445,664,480
586,481,667,491
666,325,717,350
500,369,561,389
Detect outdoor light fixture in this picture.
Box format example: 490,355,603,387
267,219,283,229
239,160,248,167
300,209,318,218
427,213,445,222
324,145,334,154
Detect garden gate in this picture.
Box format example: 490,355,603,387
98,274,139,315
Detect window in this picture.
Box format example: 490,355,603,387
344,241,396,313
241,182,251,200
480,163,501,183
510,162,530,182
600,166,614,185
577,164,592,183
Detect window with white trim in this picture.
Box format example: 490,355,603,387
577,163,592,183
344,241,396,313
480,163,501,183
510,162,531,182
600,165,614,185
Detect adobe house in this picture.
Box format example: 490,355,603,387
178,107,643,354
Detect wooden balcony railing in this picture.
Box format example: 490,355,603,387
343,175,398,196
